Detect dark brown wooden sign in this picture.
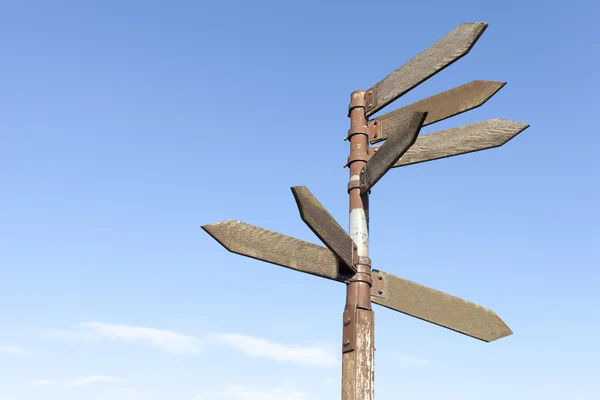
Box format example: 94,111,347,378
292,186,355,273
360,111,426,194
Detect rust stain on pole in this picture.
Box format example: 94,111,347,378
342,90,375,400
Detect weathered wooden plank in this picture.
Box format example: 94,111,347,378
365,22,488,117
381,118,530,167
360,112,426,194
291,186,355,273
371,271,512,342
370,80,506,144
201,220,353,281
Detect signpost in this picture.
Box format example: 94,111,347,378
202,21,529,400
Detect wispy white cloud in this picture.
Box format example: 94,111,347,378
44,322,336,367
213,333,337,367
63,375,125,388
0,345,30,355
28,375,125,388
209,385,310,400
28,380,58,387
394,353,430,366
46,322,201,355
118,388,148,397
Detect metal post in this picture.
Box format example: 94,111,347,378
342,90,374,400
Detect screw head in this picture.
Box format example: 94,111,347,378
378,275,383,281
378,289,383,295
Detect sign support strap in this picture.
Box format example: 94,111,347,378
342,90,375,400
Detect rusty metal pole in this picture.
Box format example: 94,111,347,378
342,90,374,400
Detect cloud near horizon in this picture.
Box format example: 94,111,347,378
214,333,337,367
29,375,125,388
45,322,338,367
46,322,201,355
0,345,30,356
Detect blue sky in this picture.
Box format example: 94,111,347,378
1,0,598,399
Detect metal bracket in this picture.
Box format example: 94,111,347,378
342,306,357,353
371,270,388,299
368,120,384,143
365,88,376,113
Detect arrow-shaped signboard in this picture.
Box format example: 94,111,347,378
365,22,488,116
368,80,507,144
381,118,530,167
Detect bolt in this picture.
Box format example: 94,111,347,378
373,120,378,125
378,275,383,281
374,133,378,138
368,90,373,95
344,317,351,324
378,289,383,295
344,339,350,346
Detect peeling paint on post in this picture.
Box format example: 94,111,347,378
342,90,375,400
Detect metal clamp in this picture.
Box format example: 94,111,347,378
346,152,370,165
344,124,368,141
347,180,361,192
368,119,383,143
371,270,388,299
365,88,376,112
342,306,357,353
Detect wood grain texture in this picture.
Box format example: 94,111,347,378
291,186,355,273
366,22,488,117
202,220,353,281
371,271,512,342
360,112,426,194
387,118,529,167
370,80,506,144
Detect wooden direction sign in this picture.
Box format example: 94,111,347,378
202,21,528,400
364,22,488,117
389,118,529,167
368,80,507,144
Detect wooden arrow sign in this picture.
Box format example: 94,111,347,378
360,112,426,194
202,220,512,342
376,118,530,168
365,22,488,116
371,271,512,342
369,80,506,144
202,220,353,281
291,186,355,273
